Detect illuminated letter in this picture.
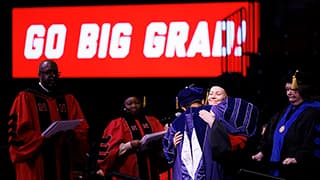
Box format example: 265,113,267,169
212,21,235,57
24,25,45,59
109,23,132,58
78,23,100,59
143,22,167,58
97,23,111,58
166,21,189,58
187,21,211,57
44,24,66,59
234,20,246,56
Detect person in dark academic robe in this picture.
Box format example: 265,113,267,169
200,96,259,179
162,85,259,180
162,86,213,180
7,59,90,180
251,69,320,180
96,95,167,180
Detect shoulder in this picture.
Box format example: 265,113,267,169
64,93,77,100
145,115,165,130
170,114,186,131
145,115,161,122
299,102,320,117
14,89,36,99
104,117,127,131
197,105,212,111
109,117,126,125
301,106,320,121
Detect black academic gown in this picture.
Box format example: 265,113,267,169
257,101,320,180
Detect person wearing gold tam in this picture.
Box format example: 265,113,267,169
251,69,320,180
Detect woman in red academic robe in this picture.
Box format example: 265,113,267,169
96,95,168,180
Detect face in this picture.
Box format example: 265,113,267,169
38,60,60,91
124,96,142,115
285,83,304,105
207,86,228,105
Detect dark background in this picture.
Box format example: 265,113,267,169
1,0,320,179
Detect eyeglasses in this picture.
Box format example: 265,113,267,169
40,70,61,76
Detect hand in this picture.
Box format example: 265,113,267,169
164,123,170,130
130,140,141,149
282,157,297,165
199,110,215,127
96,169,105,176
251,151,264,161
173,131,183,148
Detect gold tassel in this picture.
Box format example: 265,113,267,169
143,96,146,108
204,89,209,104
291,69,299,90
176,96,179,110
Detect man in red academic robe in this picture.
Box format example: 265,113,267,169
8,59,90,180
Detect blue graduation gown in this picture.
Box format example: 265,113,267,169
162,105,225,180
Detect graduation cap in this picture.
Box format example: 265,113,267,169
208,72,246,98
122,94,147,108
291,69,299,90
176,85,205,108
120,87,148,110
284,68,316,100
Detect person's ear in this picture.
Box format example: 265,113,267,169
182,107,187,112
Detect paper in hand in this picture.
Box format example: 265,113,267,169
42,119,83,138
140,130,167,150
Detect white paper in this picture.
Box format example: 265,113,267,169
41,119,83,137
140,130,167,150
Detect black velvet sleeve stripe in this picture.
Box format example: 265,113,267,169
8,114,17,121
8,131,17,138
8,123,17,130
100,135,111,143
8,140,24,146
313,115,320,158
97,154,109,160
8,114,17,129
99,146,108,152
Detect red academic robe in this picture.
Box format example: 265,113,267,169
8,88,90,180
97,115,166,180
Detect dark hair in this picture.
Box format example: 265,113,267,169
284,69,316,101
208,72,247,98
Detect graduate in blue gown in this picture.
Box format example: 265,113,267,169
162,85,259,180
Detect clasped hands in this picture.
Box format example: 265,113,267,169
172,110,216,148
199,109,215,127
251,152,297,165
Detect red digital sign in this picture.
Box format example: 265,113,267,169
12,2,260,78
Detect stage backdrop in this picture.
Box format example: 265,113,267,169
12,1,260,78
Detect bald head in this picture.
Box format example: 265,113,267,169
38,59,60,91
38,60,58,75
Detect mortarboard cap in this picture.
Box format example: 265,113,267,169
284,68,316,100
208,72,246,97
176,85,205,108
284,69,312,87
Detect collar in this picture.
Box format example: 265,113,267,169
38,82,50,93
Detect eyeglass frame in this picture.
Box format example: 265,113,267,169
39,70,61,76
